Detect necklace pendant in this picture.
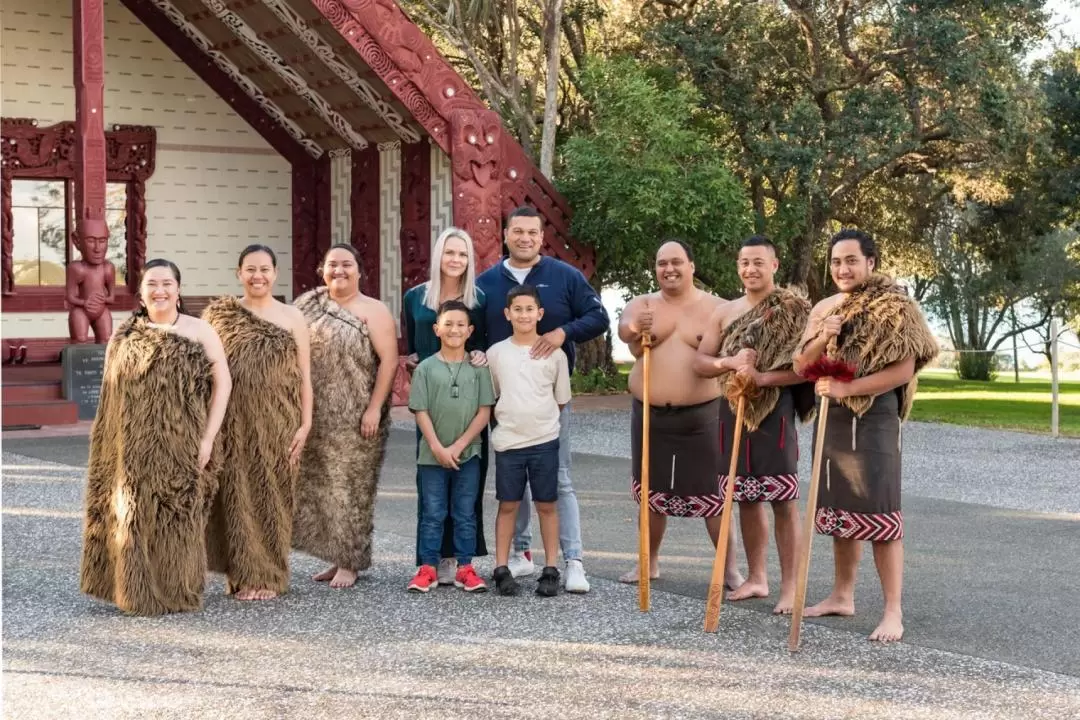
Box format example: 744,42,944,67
450,384,460,398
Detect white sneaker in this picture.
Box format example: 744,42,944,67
508,550,535,578
437,558,458,585
564,559,590,593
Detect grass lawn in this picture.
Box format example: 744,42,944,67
597,364,1078,437
909,369,1079,437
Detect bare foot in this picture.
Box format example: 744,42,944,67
618,565,659,584
869,610,904,643
312,566,338,582
329,568,357,589
804,593,855,617
725,569,746,592
236,588,277,601
772,587,795,615
726,579,768,601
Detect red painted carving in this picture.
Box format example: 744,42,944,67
315,152,333,270
1,118,155,313
391,356,409,406
449,109,503,271
400,141,431,293
74,0,107,233
292,160,321,297
307,0,596,277
119,0,310,166
351,146,381,299
2,175,12,295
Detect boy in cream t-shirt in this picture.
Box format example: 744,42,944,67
486,285,571,597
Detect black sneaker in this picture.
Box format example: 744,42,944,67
493,565,519,596
536,566,560,597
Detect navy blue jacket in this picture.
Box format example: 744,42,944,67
476,256,609,371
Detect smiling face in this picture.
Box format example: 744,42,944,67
737,245,778,293
237,250,277,299
504,215,544,266
504,293,544,335
655,242,694,293
830,239,875,292
440,236,469,280
434,308,473,350
141,265,180,317
322,247,361,296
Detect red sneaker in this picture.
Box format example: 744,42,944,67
454,564,488,593
408,565,438,593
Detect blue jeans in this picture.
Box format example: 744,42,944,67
513,404,582,561
418,457,481,567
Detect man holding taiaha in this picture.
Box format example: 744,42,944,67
793,229,938,643
617,240,744,590
695,235,814,614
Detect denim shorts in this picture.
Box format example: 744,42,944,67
494,438,559,503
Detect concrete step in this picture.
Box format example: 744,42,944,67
2,400,79,429
2,381,63,403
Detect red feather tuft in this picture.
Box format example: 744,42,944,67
802,356,857,382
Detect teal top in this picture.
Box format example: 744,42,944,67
408,355,496,466
402,283,487,361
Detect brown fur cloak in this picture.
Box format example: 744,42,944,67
203,296,301,594
291,287,390,571
826,274,939,419
80,318,218,615
717,287,813,431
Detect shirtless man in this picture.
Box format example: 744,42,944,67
618,240,744,589
694,236,812,614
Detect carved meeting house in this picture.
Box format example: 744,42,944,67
1,0,595,425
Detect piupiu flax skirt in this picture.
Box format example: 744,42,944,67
631,397,725,517
718,388,800,503
812,390,904,542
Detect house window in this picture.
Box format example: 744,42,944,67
10,179,129,287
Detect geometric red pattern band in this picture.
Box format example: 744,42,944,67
728,474,800,503
631,479,726,518
814,507,904,542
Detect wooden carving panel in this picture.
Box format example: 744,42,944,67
399,141,431,293
292,160,321,297
351,145,381,299
73,0,108,232
450,109,503,272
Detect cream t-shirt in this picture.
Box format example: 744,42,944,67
486,338,572,452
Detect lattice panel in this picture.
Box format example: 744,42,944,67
378,141,402,333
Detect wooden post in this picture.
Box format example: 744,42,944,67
638,334,653,612
788,394,831,652
1050,318,1060,438
703,395,744,633
73,0,108,239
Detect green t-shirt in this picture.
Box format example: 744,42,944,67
408,355,496,466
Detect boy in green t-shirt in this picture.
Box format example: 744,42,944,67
407,300,496,593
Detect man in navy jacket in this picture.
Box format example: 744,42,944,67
476,206,609,593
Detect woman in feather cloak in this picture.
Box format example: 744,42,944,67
203,245,313,601
80,259,231,615
292,244,399,589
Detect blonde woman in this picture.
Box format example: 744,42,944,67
403,227,488,584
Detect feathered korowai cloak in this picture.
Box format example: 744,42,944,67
825,274,939,420
291,288,391,572
203,296,301,595
717,287,813,431
80,318,219,615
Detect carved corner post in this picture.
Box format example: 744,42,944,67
449,109,503,273
72,0,108,342
292,159,321,298
2,174,12,295
351,145,380,300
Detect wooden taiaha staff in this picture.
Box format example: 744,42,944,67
638,332,653,612
787,355,856,652
703,392,744,633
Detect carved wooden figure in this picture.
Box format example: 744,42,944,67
67,219,115,344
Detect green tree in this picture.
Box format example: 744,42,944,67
648,0,1051,299
558,56,752,298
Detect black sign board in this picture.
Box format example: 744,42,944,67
61,344,107,421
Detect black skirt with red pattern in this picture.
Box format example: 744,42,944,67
631,397,725,517
718,388,800,503
813,390,904,542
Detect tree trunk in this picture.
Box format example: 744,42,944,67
575,274,616,375
539,0,563,179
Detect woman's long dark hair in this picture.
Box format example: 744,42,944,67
132,258,188,322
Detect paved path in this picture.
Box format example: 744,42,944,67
3,413,1079,719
